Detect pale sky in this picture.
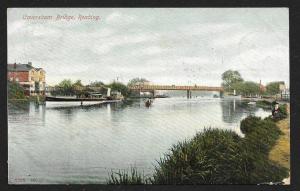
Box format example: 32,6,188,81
7,8,289,87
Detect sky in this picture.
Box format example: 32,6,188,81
7,8,289,87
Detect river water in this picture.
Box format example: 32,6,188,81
8,94,271,184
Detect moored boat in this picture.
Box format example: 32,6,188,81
45,96,106,102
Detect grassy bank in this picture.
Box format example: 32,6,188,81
107,115,289,184
269,104,290,170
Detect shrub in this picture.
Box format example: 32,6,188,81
150,123,287,184
279,104,288,117
150,129,244,184
240,116,261,134
8,81,26,99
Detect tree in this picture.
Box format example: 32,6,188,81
89,81,105,87
221,70,244,92
108,82,130,97
238,81,260,97
128,78,149,87
73,80,83,87
58,79,73,95
266,81,284,95
8,81,26,99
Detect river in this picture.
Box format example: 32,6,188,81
8,94,271,184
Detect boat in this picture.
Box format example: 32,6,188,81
45,96,106,102
248,101,256,105
45,91,122,108
154,94,169,98
145,99,153,107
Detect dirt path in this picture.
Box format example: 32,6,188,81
269,103,290,184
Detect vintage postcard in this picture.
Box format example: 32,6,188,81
7,8,289,185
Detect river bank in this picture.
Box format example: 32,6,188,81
269,103,290,184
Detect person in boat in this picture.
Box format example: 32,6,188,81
145,98,152,107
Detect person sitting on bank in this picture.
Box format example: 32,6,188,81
272,101,281,119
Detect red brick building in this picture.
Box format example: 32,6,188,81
8,62,46,96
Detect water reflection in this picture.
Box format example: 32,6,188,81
221,99,245,123
221,99,271,123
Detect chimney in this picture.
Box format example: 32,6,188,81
14,63,17,69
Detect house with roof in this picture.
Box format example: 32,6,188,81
7,62,46,96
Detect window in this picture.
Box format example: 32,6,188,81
16,78,19,82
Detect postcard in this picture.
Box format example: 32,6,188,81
7,8,290,185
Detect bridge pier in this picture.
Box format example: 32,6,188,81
151,90,155,98
187,90,192,99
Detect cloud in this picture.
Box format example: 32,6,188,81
7,20,25,34
7,8,289,86
105,11,137,25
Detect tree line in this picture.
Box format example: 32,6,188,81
50,78,149,97
221,70,285,97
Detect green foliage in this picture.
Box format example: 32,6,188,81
58,79,73,89
151,129,244,184
240,116,262,134
238,117,287,183
72,80,83,87
107,167,149,184
8,81,26,99
279,104,288,116
242,117,282,154
128,78,149,87
56,79,74,96
108,82,131,97
221,70,244,92
266,82,284,95
89,81,105,87
238,81,260,96
151,117,288,184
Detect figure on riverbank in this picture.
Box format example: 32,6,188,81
272,102,279,117
272,101,285,120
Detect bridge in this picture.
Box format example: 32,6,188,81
129,85,224,98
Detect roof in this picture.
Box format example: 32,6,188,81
8,63,44,72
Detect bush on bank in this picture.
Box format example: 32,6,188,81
107,116,288,184
8,81,26,100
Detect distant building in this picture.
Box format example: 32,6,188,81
259,80,266,93
7,62,46,96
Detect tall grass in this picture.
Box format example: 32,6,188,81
107,167,150,184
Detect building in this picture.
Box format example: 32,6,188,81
7,62,46,96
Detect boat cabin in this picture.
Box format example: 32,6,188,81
88,92,103,98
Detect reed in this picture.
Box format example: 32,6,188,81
106,167,149,184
